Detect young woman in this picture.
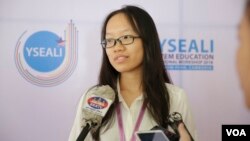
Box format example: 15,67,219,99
237,0,250,109
69,5,197,141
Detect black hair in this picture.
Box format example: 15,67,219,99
93,5,172,140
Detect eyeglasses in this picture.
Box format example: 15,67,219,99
101,35,140,48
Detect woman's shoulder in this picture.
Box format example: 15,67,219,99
164,83,187,104
165,83,185,95
165,83,197,140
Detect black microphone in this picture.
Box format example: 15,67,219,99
167,112,194,141
76,85,115,141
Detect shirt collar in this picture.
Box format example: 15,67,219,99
116,78,144,103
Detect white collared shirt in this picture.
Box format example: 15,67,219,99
68,83,197,141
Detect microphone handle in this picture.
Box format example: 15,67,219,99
76,123,92,141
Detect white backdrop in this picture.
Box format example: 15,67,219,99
1,0,250,141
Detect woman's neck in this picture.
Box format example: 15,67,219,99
119,72,143,107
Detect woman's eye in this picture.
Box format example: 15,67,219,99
122,35,130,40
106,39,114,43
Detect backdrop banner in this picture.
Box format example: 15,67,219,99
0,0,249,141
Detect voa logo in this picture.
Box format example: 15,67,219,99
15,21,78,87
226,129,246,136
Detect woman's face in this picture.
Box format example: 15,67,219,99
105,13,144,74
237,13,250,108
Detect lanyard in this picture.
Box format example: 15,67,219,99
116,101,147,141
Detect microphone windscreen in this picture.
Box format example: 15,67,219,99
82,85,115,125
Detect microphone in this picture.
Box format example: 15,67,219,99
167,112,194,141
149,112,194,141
76,85,115,141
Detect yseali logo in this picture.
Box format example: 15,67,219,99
161,38,215,71
23,31,65,72
15,21,78,87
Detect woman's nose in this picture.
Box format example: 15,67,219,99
113,40,125,52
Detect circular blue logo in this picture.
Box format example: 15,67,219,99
23,31,65,72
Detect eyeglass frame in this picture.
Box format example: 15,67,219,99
101,35,140,48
